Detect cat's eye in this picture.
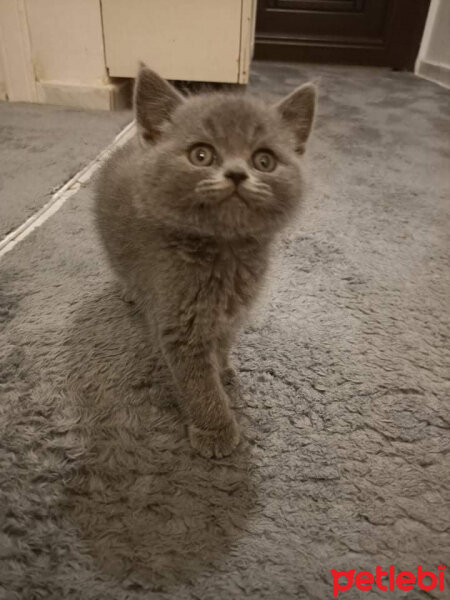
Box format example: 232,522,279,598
252,150,277,173
189,144,215,167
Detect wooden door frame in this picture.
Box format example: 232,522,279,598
255,0,431,70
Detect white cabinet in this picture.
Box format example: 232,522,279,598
0,0,256,109
102,0,256,84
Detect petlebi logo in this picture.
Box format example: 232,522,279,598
330,564,446,597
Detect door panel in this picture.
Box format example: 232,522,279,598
255,0,431,70
275,1,365,10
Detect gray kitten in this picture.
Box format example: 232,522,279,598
94,64,316,458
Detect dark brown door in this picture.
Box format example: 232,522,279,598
255,0,430,70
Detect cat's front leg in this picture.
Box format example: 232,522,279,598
217,329,238,387
159,328,240,458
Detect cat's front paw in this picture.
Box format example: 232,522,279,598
188,416,240,459
119,285,138,304
220,366,238,387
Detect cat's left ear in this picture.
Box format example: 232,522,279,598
134,63,184,143
274,83,317,154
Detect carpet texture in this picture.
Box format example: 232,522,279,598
1,63,449,599
0,101,131,239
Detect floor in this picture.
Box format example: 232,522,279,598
0,63,449,600
0,102,131,239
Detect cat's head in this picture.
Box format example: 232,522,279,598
134,64,316,238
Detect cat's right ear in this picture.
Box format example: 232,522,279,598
134,63,184,143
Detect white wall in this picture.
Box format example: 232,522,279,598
0,0,255,107
24,0,123,109
25,0,107,87
0,0,129,109
0,33,6,99
0,0,37,102
426,1,450,65
416,0,450,88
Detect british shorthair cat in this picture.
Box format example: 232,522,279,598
94,64,316,458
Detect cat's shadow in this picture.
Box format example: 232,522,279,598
63,284,256,592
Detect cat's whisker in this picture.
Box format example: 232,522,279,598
197,186,231,195
195,179,229,190
196,186,232,196
248,182,272,194
196,176,275,207
196,190,232,202
238,182,274,203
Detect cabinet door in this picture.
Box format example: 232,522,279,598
101,0,251,83
255,0,430,70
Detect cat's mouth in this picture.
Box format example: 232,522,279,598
195,178,272,208
222,189,250,208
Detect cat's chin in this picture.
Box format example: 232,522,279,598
152,190,290,240
219,191,251,209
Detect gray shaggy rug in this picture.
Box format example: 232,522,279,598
0,102,130,239
1,63,449,599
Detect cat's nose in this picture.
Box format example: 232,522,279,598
224,169,248,185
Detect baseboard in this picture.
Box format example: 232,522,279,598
416,59,450,89
35,79,132,111
254,37,393,68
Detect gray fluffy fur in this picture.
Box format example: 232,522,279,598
94,65,316,457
